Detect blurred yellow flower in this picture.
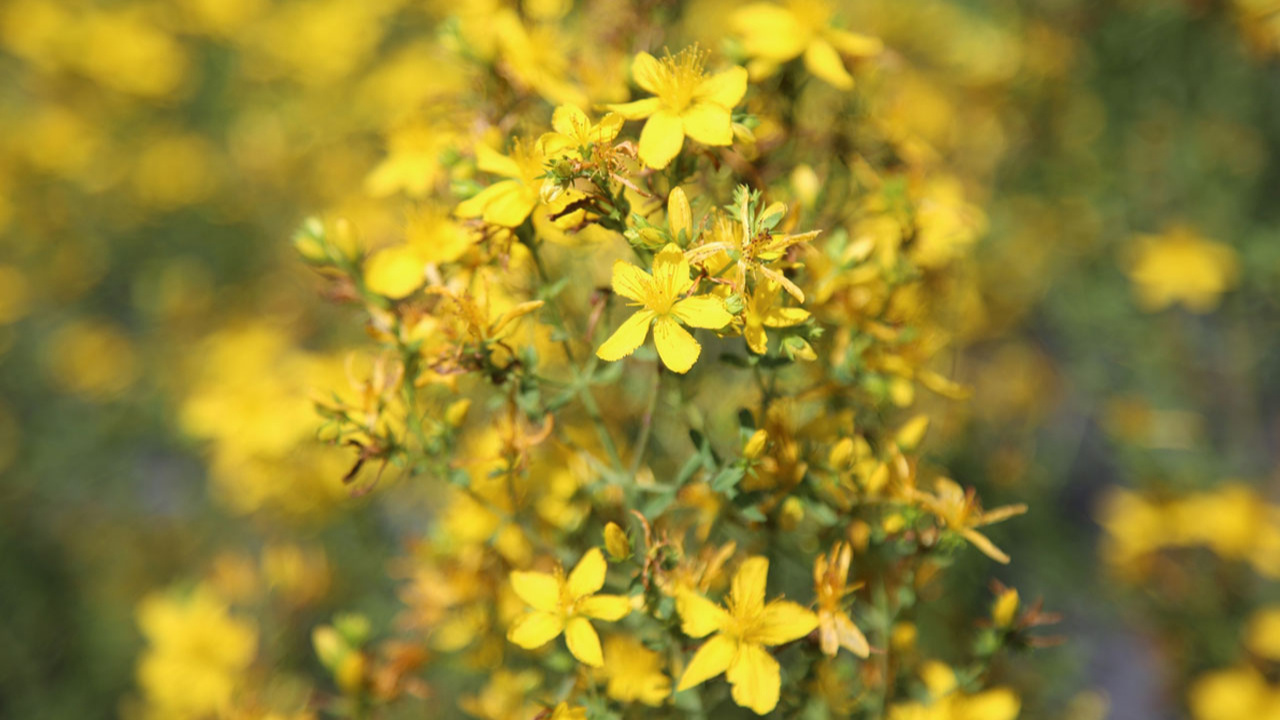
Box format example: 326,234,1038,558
456,139,551,227
1125,226,1239,313
731,0,882,89
136,586,257,719
599,635,671,706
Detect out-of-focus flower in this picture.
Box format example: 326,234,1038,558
1124,226,1239,313
731,0,882,89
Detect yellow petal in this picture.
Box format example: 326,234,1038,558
455,180,518,219
578,594,631,621
744,321,768,355
508,610,564,649
638,111,685,169
651,243,694,297
565,616,604,666
552,104,591,140
611,259,651,302
594,113,625,143
567,547,608,599
834,612,870,657
510,570,562,612
762,306,809,327
653,315,700,373
961,528,1012,564
672,295,732,329
754,601,819,646
682,103,734,146
475,143,522,178
676,634,736,691
605,97,661,120
731,5,806,61
483,185,538,227
825,29,883,57
364,245,425,299
726,643,781,715
596,310,655,362
730,556,769,618
676,590,731,638
803,39,854,90
695,66,749,108
668,186,693,240
632,51,665,95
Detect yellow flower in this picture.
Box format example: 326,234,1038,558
742,279,810,354
541,104,625,153
599,635,671,706
507,547,631,667
675,556,819,715
456,139,550,227
731,0,882,90
916,478,1027,564
813,542,870,658
1189,666,1280,720
596,243,733,373
1124,225,1239,313
607,48,748,169
547,703,588,720
136,586,258,719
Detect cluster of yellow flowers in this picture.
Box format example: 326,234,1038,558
269,1,1050,714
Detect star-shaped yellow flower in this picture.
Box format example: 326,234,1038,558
607,48,748,169
675,556,819,715
507,548,631,667
596,243,733,373
813,542,870,658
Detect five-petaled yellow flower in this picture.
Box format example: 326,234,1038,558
675,556,819,715
597,244,733,373
507,547,631,667
608,48,748,169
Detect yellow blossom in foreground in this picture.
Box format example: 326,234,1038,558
731,0,882,89
675,556,819,715
599,635,671,706
596,244,733,373
456,139,550,227
813,542,870,658
607,49,747,169
507,548,631,667
1125,225,1239,313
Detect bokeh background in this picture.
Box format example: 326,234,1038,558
2,0,1279,718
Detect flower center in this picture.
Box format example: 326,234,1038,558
655,47,708,112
